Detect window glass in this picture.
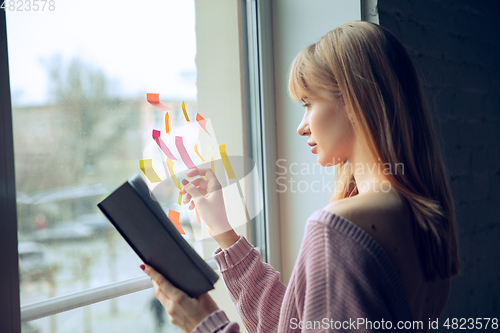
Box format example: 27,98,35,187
8,0,209,311
22,288,184,333
8,1,250,330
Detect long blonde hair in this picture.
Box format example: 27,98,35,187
289,21,460,281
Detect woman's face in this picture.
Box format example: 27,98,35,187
297,88,355,166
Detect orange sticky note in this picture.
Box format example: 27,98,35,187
147,93,172,112
196,113,212,137
219,144,236,179
139,159,162,183
168,209,185,235
194,144,205,162
147,93,159,103
165,112,170,134
195,207,201,224
182,101,190,122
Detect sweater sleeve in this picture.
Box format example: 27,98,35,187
191,310,240,333
283,219,415,332
208,235,286,333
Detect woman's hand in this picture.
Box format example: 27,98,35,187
181,168,239,249
141,263,219,332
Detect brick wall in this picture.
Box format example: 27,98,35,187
379,0,500,322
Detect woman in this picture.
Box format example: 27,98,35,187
141,21,460,332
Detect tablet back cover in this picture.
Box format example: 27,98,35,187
98,173,219,298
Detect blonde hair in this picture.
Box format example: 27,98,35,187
289,21,460,281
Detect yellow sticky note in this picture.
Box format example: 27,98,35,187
139,159,162,183
178,190,182,205
182,101,190,122
194,144,205,162
166,158,181,190
219,144,236,179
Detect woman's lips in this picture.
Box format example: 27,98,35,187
311,144,317,154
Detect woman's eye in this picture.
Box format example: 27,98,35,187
302,103,310,108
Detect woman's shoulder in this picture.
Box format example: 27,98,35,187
322,189,412,245
323,189,427,318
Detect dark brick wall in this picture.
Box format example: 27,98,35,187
379,0,500,324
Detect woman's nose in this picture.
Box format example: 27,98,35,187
297,115,310,136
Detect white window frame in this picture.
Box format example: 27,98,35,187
361,0,379,23
0,0,280,329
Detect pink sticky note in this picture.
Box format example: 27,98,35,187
147,93,172,112
175,136,197,169
152,129,161,139
152,129,177,161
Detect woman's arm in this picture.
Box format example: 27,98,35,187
210,235,287,333
191,310,241,333
146,235,287,333
152,168,286,332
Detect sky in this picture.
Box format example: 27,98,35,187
6,0,197,106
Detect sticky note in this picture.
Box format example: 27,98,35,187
194,144,205,162
168,209,185,235
166,158,181,190
182,101,190,122
219,144,236,179
195,207,201,224
211,156,216,175
153,129,177,161
178,190,182,205
147,93,160,103
165,112,170,134
139,159,162,183
175,136,197,169
196,113,212,137
147,93,172,112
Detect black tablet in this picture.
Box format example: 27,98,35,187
98,173,219,298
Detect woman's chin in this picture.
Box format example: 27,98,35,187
317,156,340,168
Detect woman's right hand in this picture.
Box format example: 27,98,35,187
181,168,239,249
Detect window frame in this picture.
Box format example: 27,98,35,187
243,0,281,270
0,10,21,332
0,0,280,329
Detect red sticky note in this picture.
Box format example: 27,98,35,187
196,113,212,137
168,209,185,235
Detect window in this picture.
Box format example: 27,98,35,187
1,1,278,332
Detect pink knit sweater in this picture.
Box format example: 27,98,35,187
192,209,415,333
